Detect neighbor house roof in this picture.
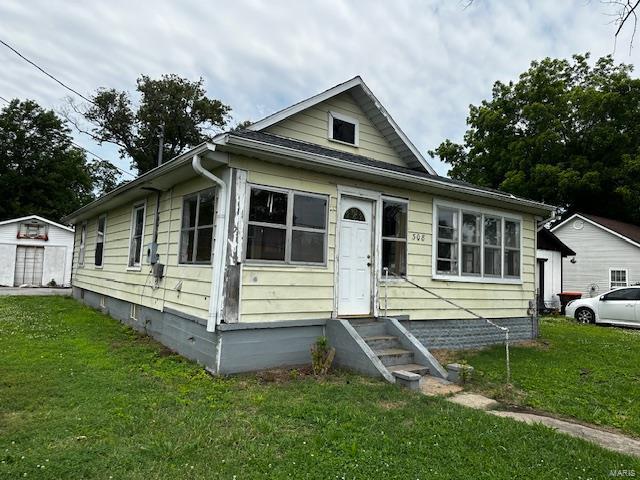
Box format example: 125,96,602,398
552,212,640,249
537,227,575,257
247,76,437,175
0,215,74,232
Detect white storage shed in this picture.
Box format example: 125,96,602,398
0,215,74,287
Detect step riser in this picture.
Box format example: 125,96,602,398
353,323,387,336
365,338,402,350
379,352,415,367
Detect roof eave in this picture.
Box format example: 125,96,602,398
62,142,222,224
247,76,437,175
221,134,555,215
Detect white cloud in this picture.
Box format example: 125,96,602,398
1,0,638,176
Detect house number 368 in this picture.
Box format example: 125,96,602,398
412,233,426,242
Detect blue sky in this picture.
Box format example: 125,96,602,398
1,0,639,178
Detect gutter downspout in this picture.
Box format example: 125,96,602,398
192,152,227,332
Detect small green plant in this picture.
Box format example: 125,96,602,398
458,360,473,384
310,336,335,376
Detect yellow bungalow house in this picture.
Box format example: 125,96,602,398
63,77,553,381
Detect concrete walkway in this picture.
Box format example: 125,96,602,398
445,392,640,458
0,287,71,296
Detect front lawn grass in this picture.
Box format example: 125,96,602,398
1,297,638,479
451,316,640,437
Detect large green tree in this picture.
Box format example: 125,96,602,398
0,99,117,222
72,74,231,175
431,54,640,223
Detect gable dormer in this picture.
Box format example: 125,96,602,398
248,77,436,174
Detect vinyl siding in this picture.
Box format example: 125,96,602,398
264,91,408,167
72,173,224,320
231,154,536,323
553,219,640,297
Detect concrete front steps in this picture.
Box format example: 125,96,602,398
326,317,447,386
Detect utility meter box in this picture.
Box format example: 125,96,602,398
146,242,159,264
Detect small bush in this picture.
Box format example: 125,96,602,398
310,336,335,376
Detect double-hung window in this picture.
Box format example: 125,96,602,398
245,186,328,265
180,189,216,264
78,222,87,266
94,215,106,267
381,199,408,276
610,269,628,289
128,204,146,268
435,201,521,282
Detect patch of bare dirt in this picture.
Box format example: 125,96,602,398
378,400,408,410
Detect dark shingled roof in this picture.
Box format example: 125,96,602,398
580,213,640,245
538,228,575,256
229,130,524,200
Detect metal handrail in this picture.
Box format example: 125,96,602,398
381,269,511,384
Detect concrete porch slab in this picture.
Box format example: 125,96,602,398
447,393,500,410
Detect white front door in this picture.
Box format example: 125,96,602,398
338,196,373,316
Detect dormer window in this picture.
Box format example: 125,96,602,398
328,111,359,146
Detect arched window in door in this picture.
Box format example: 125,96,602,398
343,207,366,222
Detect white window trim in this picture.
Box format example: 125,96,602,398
243,184,330,267
127,201,147,271
328,111,359,147
94,214,107,269
380,195,409,282
178,188,217,265
609,268,629,289
432,199,523,285
78,221,87,267
130,303,139,321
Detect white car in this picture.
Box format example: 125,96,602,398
565,286,640,327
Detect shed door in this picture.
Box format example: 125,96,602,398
338,197,373,316
14,246,44,287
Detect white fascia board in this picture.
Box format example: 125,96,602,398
221,135,554,215
247,77,363,131
553,213,640,249
247,76,437,175
0,215,75,232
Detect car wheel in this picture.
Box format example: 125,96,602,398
575,307,595,324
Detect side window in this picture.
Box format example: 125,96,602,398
610,269,628,289
94,215,106,267
128,204,146,268
78,222,87,266
381,199,408,276
179,189,216,264
605,288,637,301
436,208,458,275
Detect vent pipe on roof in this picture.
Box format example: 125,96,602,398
192,151,227,332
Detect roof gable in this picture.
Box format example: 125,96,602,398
0,215,74,232
552,213,640,249
248,76,436,174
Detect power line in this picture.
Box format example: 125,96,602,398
0,38,95,104
70,140,135,178
0,95,9,103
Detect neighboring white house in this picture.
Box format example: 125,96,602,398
552,213,640,298
0,215,74,287
536,227,575,311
